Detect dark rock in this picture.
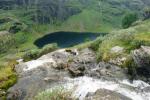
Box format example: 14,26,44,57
87,62,127,80
68,66,85,77
132,46,150,69
132,46,150,82
85,89,132,100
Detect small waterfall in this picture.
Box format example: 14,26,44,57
64,76,150,100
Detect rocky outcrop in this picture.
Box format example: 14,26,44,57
7,48,98,99
7,49,74,100
132,46,150,68
68,48,97,77
132,46,150,82
7,47,150,100
87,62,127,80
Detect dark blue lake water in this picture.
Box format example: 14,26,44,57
34,32,105,48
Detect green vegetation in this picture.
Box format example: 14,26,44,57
34,88,74,100
122,13,138,28
88,19,150,67
23,43,58,61
0,0,148,63
0,60,18,99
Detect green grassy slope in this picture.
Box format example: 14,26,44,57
89,19,150,66
0,0,149,64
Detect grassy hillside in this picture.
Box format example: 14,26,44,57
87,19,150,68
0,0,149,64
0,0,149,31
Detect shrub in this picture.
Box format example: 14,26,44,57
34,88,74,100
39,43,58,56
14,32,28,44
122,13,138,28
0,34,16,54
89,36,104,51
23,43,58,61
123,56,137,80
0,60,18,98
23,49,40,61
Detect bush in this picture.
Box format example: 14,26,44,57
122,13,138,28
23,43,58,61
0,60,18,98
89,37,104,51
123,56,137,80
23,49,40,61
39,43,58,56
0,34,16,54
34,88,74,100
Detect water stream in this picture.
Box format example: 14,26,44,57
63,76,150,100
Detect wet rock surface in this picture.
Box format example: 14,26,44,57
87,62,127,80
85,89,132,100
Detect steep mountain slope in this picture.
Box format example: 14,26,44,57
0,0,149,31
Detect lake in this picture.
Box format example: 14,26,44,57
34,31,105,48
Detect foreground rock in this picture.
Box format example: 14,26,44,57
7,48,99,99
7,48,131,100
7,49,74,100
85,89,131,100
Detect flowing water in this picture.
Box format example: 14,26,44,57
62,77,150,100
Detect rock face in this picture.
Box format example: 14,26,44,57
85,89,131,100
68,48,97,77
7,48,129,100
132,46,150,82
7,48,97,99
87,62,127,80
7,49,73,100
132,46,150,68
